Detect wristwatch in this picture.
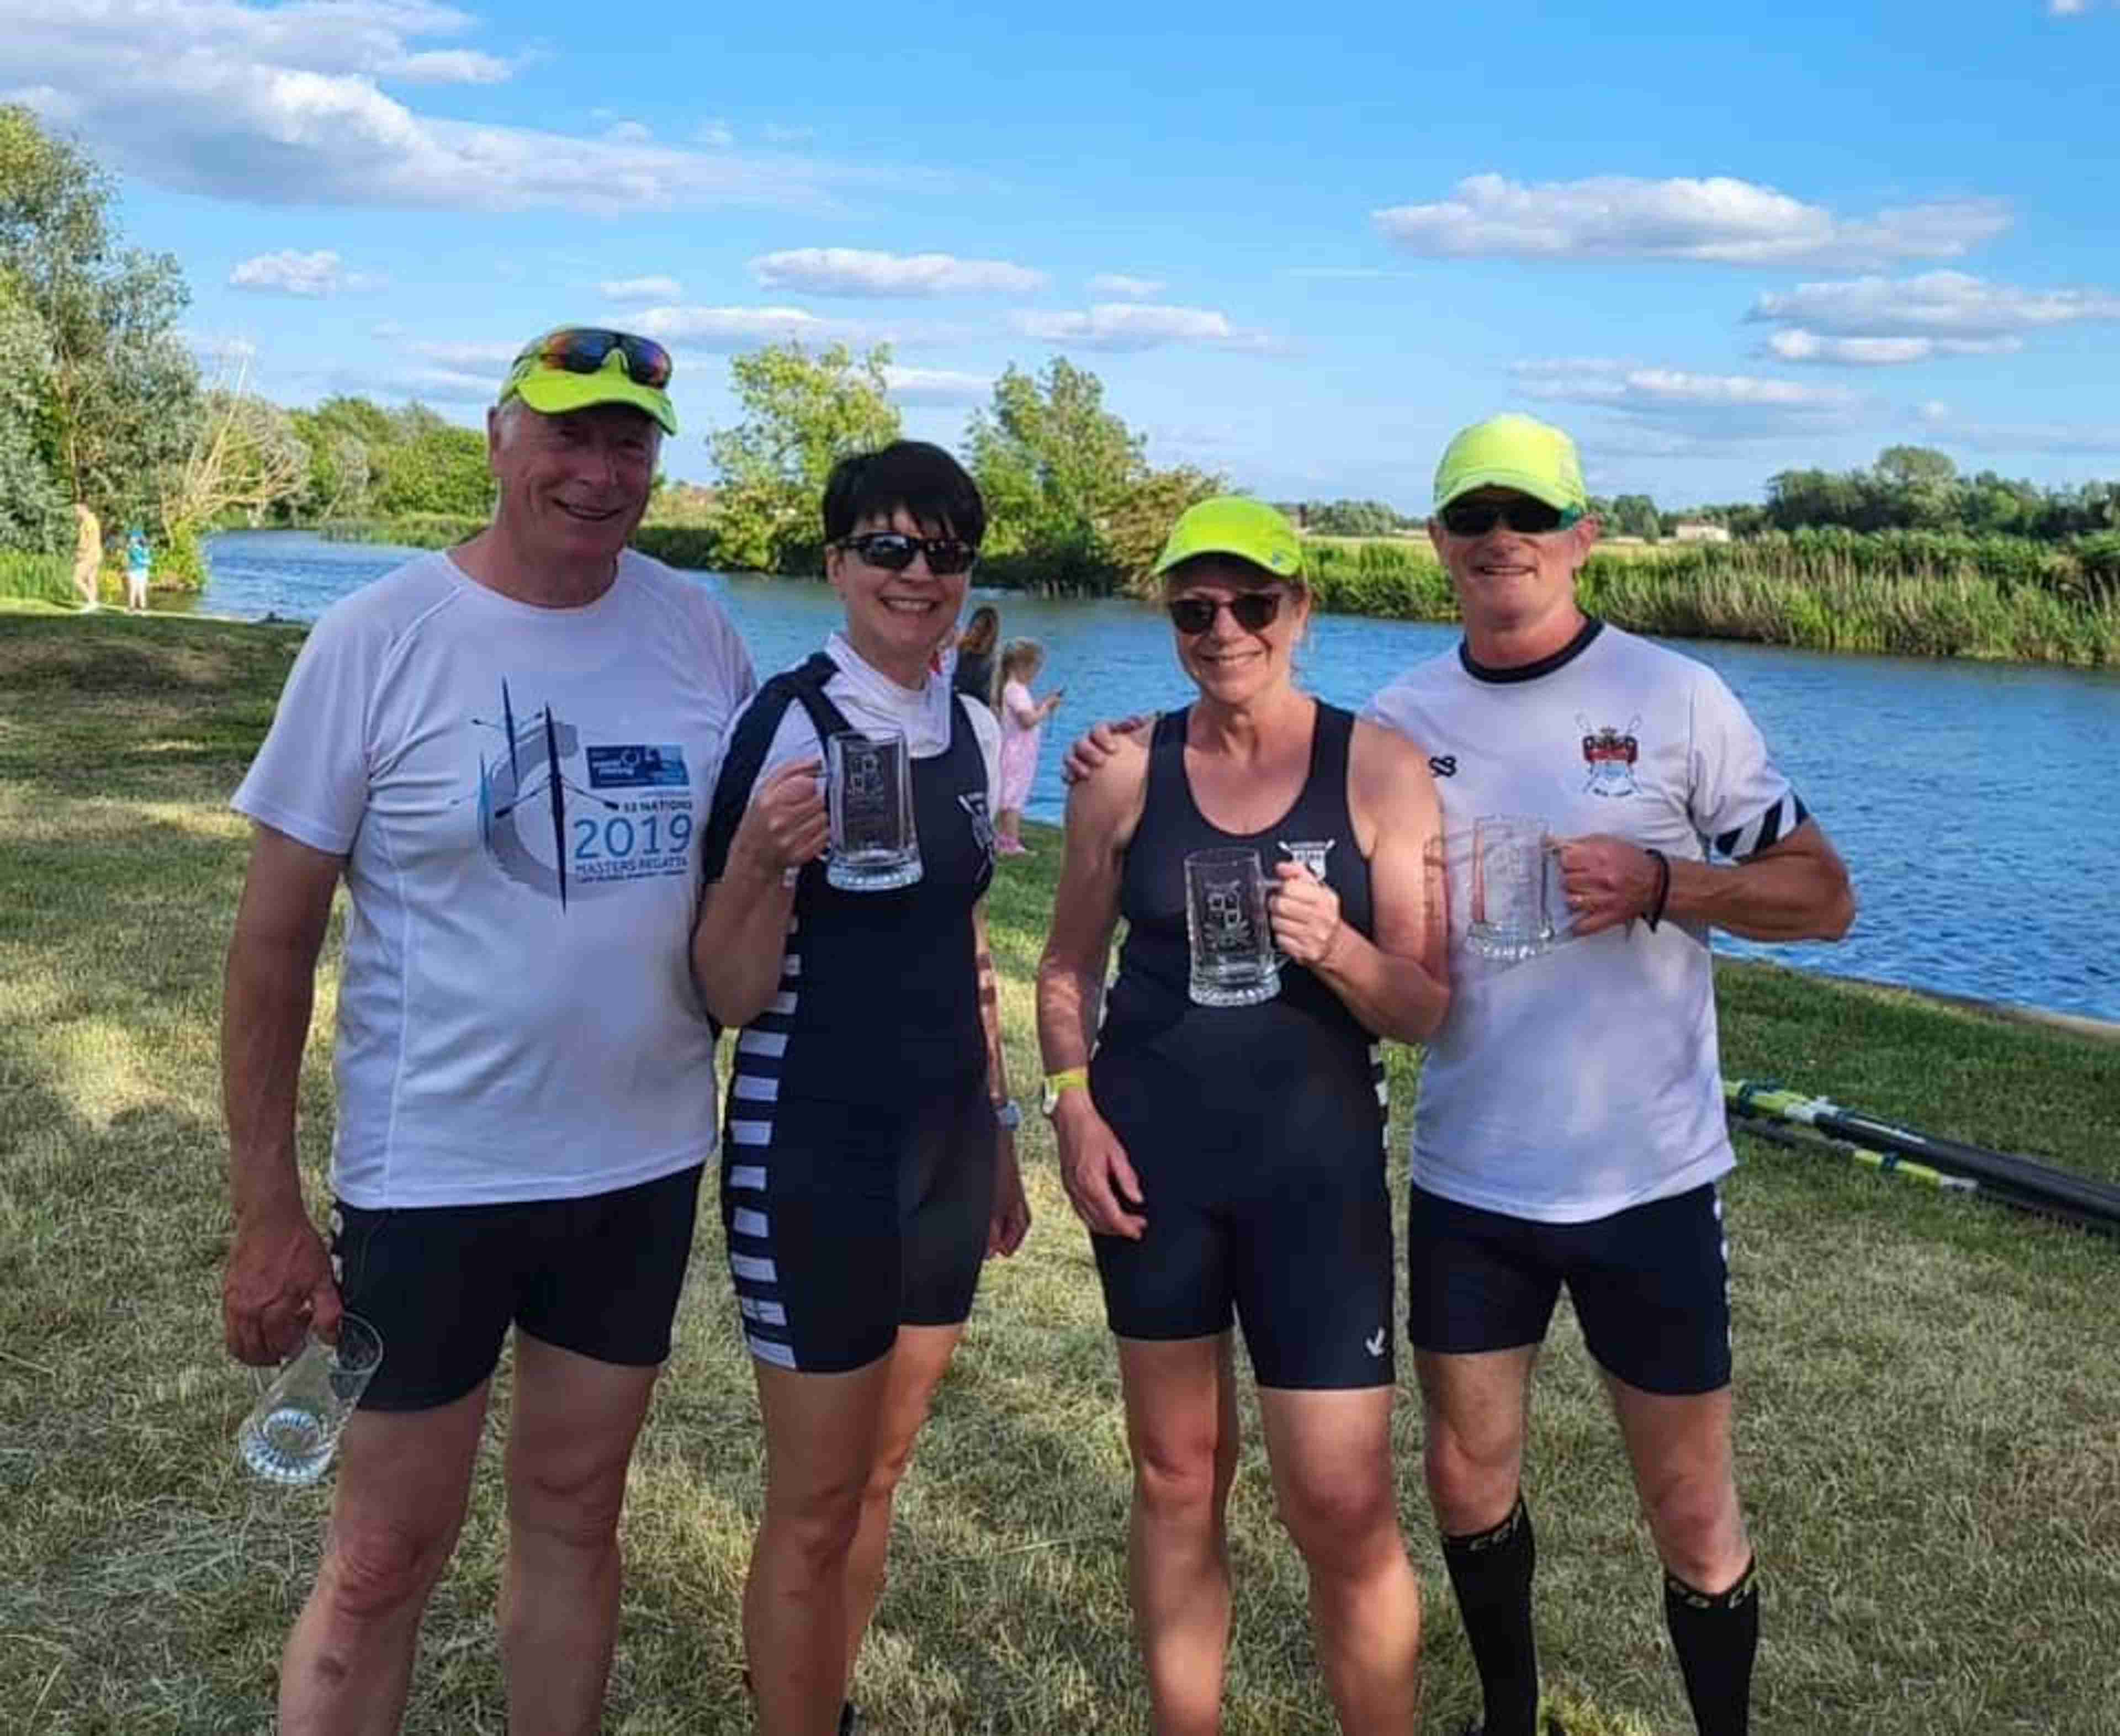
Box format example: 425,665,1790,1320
1040,1067,1089,1116
993,1099,1022,1131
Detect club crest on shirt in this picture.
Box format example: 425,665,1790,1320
1577,713,1642,798
958,790,997,860
1278,838,1335,880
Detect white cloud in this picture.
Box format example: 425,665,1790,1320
599,275,684,301
386,47,510,83
1747,271,2120,339
1763,329,2022,366
1374,174,2011,269
1909,407,2120,454
693,119,735,148
761,124,814,146
0,4,938,213
1088,273,1167,299
631,304,838,349
1512,358,1864,440
603,120,651,144
882,366,990,405
2048,0,2089,15
1010,303,1271,352
230,249,388,297
752,248,1046,297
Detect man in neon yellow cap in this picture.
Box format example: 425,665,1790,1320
221,326,756,1734
1369,413,1856,1736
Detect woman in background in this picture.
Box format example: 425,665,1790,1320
951,604,1001,708
995,637,1062,856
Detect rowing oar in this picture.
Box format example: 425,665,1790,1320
1723,1078,2120,1236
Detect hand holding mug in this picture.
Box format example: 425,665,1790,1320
1269,861,1344,967
734,758,827,878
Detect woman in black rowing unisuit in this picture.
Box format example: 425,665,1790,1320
1036,495,1450,1734
692,441,1030,1736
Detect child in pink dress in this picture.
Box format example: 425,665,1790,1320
995,638,1062,856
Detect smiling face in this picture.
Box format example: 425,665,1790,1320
1165,557,1307,709
824,506,972,686
1427,486,1598,648
487,401,659,569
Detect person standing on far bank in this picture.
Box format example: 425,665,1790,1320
72,501,102,610
1368,414,1855,1736
220,327,755,1735
951,602,1001,707
125,526,151,612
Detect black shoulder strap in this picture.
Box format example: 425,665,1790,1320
699,654,842,884
1146,706,1190,809
1313,700,1354,788
783,652,852,747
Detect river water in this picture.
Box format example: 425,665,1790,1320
188,531,2120,1023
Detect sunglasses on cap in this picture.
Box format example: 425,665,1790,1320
1166,591,1282,635
837,531,978,576
1438,497,1584,538
516,328,674,390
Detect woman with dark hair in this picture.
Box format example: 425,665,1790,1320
692,441,1031,1736
1037,497,1449,1734
950,604,1001,708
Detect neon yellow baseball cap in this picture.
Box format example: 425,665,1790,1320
1152,496,1304,581
497,328,679,436
1432,414,1587,514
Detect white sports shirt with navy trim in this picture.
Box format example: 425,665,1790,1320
727,629,1001,812
232,549,756,1209
1365,620,1809,1223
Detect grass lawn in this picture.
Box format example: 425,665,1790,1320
2,607,2115,1734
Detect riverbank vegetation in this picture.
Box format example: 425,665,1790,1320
3,608,2116,1733
1305,528,2120,663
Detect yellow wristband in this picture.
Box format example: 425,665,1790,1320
1040,1067,1089,1116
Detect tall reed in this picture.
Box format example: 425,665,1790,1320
0,552,77,606
1297,534,2120,666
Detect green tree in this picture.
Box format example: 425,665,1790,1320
1873,445,1957,491
0,105,199,539
0,275,69,551
708,342,900,571
1305,499,1404,538
964,357,1145,565
372,420,492,519
1608,493,1661,540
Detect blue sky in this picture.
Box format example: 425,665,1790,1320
10,0,2120,510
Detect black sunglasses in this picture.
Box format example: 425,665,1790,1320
1438,498,1583,538
838,531,978,576
519,328,673,390
1166,592,1282,635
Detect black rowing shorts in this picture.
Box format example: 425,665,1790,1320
1405,1180,1732,1395
1087,1051,1394,1391
329,1163,704,1411
722,1071,996,1374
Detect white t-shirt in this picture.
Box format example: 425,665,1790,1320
232,549,756,1208
1366,621,1809,1222
736,629,1000,802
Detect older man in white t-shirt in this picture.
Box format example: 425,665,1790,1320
220,329,754,1734
1369,415,1855,1736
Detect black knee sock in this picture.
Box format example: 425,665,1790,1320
1440,1494,1539,1736
1663,1557,1759,1736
